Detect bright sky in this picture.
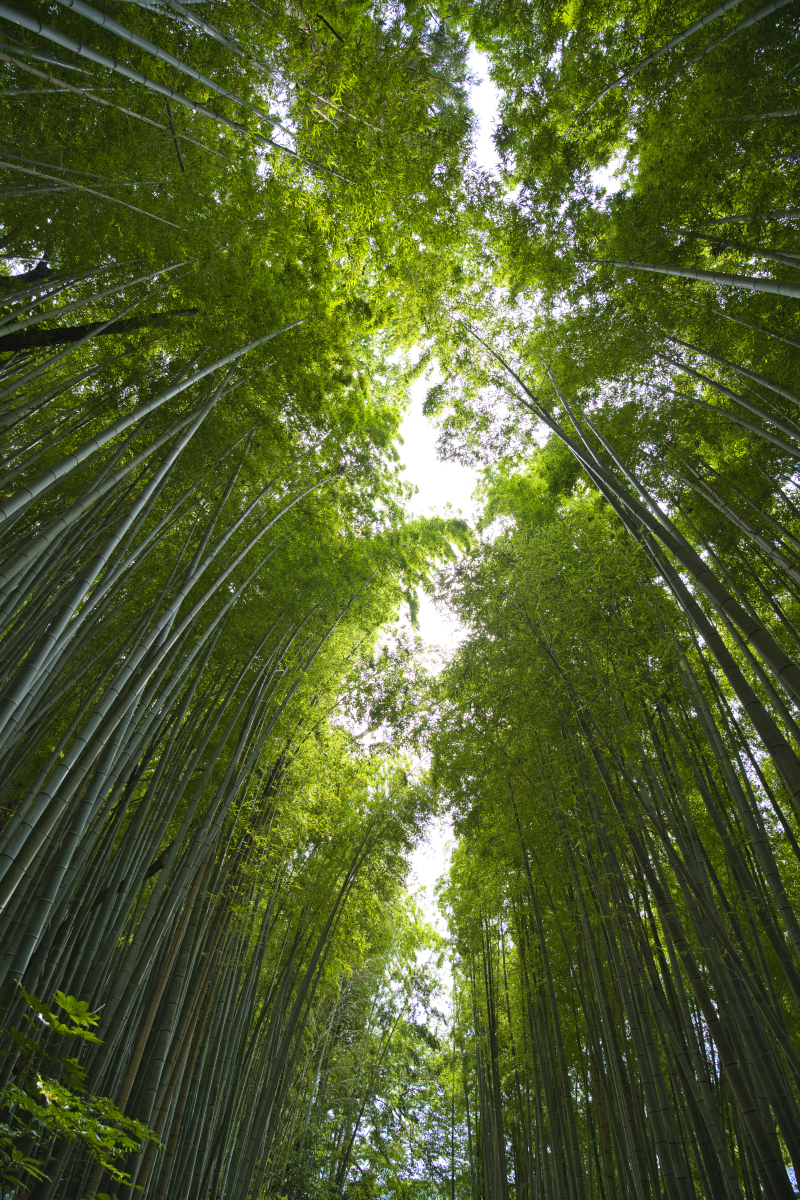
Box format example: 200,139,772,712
401,48,501,932
397,46,502,652
397,47,625,937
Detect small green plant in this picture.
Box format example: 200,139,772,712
0,989,160,1195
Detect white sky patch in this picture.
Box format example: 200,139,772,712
467,47,503,175
395,52,503,937
394,48,501,648
396,363,478,653
408,815,453,939
393,368,470,937
590,148,627,197
389,368,473,934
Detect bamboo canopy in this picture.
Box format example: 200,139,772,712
1,0,800,1197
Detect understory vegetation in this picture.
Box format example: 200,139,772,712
0,0,799,1197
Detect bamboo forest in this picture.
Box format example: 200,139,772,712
2,0,800,1197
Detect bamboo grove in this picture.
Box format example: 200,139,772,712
427,1,800,1199
3,0,800,1197
0,0,472,1195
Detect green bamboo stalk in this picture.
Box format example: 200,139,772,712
591,257,800,299
0,3,301,156
54,0,292,135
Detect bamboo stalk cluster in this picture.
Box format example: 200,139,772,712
0,265,421,1200
439,477,800,1199
5,0,800,1195
439,131,800,1200
430,3,800,1188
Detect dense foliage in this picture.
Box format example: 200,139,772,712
424,3,800,1199
2,0,800,1197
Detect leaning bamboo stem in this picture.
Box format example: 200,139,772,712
591,257,800,299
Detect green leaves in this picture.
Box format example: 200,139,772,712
0,1123,49,1189
0,989,159,1193
18,989,102,1045
52,992,100,1031
285,894,455,1200
5,1080,161,1183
